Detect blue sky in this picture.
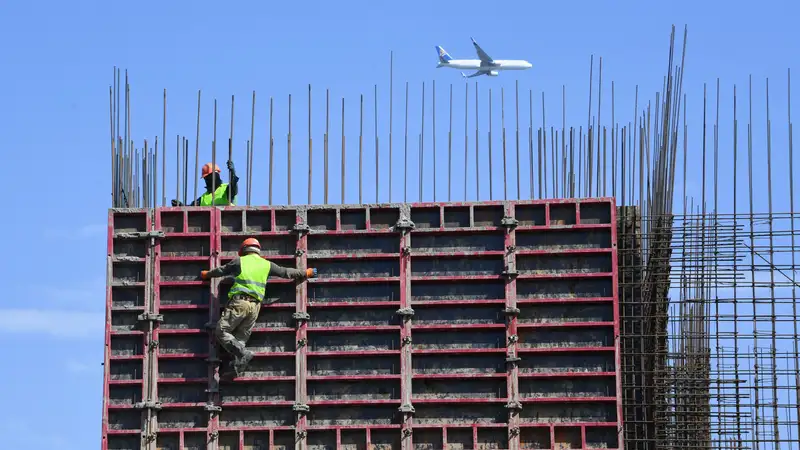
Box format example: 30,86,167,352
0,0,799,448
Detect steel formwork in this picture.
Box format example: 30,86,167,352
102,198,621,450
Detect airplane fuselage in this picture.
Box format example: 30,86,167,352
438,59,531,71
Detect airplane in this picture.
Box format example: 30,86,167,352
435,38,532,78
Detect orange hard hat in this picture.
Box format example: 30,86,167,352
239,238,262,255
201,163,221,178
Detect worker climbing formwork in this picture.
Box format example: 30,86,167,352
173,160,239,206
200,237,317,379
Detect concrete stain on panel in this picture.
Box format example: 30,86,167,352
516,253,612,274
157,334,208,354
110,335,143,357
219,382,295,403
584,427,618,448
517,328,614,348
158,384,207,403
110,286,146,308
218,407,294,427
306,405,399,426
309,331,400,351
307,379,400,401
413,404,506,425
157,410,208,428
519,428,551,449
246,333,295,352
412,330,506,349
412,378,506,399
236,357,294,377
159,286,209,306
158,359,207,379
109,360,143,381
106,410,141,430
308,355,399,376
517,353,615,374
518,403,616,424
412,354,505,375
106,436,140,450
518,377,616,398
160,310,208,329
413,430,444,450
518,304,614,324
516,279,613,299
107,385,142,406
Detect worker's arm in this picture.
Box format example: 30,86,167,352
226,160,239,199
201,257,241,280
171,196,203,207
269,261,317,280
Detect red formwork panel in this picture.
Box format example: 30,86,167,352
102,199,621,450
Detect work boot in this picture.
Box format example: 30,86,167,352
233,349,254,376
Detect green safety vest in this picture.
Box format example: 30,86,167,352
229,254,272,302
199,183,237,206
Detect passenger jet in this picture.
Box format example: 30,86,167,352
435,38,532,78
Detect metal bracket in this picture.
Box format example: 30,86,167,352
134,401,162,411
502,307,520,316
204,403,222,413
394,217,416,231
505,355,522,364
297,338,308,348
293,403,310,412
296,430,308,439
114,230,166,240
398,403,415,413
508,335,519,344
148,340,159,351
402,429,413,437
205,387,219,394
401,336,413,346
401,247,412,256
295,248,305,257
292,223,310,234
137,313,164,323
209,431,219,440
293,312,311,321
509,427,521,436
396,307,415,318
141,432,156,443
501,268,519,278
205,356,221,363
501,216,519,228
505,400,523,410
506,245,516,253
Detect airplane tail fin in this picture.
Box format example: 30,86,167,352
435,46,453,66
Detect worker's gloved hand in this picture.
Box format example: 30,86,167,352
200,270,209,280
227,160,235,172
305,268,318,278
171,199,184,207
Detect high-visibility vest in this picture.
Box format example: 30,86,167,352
199,183,236,206
229,254,271,302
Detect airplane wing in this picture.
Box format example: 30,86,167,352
470,38,494,65
461,71,484,78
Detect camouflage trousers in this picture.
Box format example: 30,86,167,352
215,295,261,358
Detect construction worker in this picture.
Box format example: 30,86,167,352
200,237,317,378
172,160,239,206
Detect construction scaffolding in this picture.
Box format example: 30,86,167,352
105,25,800,449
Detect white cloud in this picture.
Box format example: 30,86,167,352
0,309,104,339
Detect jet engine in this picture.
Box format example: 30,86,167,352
488,71,499,76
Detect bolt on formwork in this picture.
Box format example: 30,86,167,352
105,25,800,450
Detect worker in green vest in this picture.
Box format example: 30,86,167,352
171,159,239,206
200,237,317,378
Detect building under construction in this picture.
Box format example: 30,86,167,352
101,27,800,450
